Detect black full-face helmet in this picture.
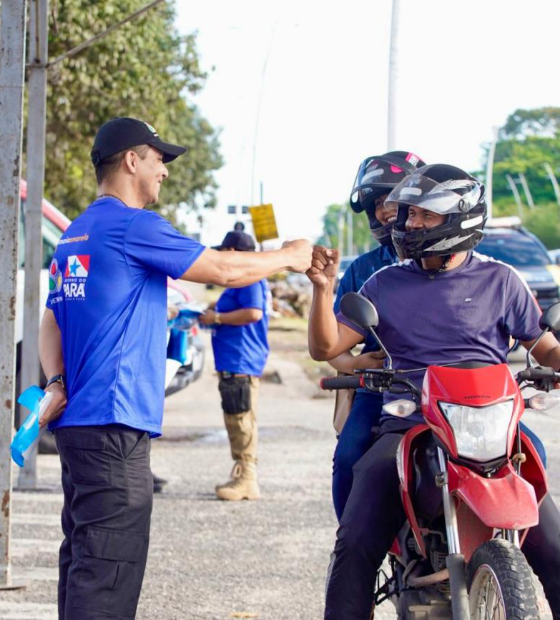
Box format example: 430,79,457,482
388,164,487,260
350,151,426,245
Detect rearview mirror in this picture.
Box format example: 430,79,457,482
340,292,379,330
539,302,560,332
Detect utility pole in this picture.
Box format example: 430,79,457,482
518,173,535,209
347,209,353,256
337,209,345,256
485,127,499,221
387,0,401,150
505,174,524,218
19,0,50,489
0,0,28,589
543,163,560,207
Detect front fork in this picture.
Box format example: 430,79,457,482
437,447,470,620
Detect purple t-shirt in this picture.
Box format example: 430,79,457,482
337,251,542,422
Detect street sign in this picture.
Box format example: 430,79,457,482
248,204,278,243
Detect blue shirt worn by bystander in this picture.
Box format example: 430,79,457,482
337,252,543,423
212,280,270,376
46,196,205,436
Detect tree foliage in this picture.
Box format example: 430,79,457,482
36,0,222,222
316,203,375,255
480,107,560,210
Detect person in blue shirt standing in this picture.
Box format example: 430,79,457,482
199,230,270,501
328,151,426,521
38,117,312,620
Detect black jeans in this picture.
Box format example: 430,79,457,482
324,421,560,620
55,425,153,620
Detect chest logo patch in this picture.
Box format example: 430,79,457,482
63,255,90,300
65,255,90,278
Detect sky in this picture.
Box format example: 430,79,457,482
175,0,560,246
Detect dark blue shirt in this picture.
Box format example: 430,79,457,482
337,252,542,423
334,244,398,353
46,197,204,436
212,280,270,376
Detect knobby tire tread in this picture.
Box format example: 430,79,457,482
467,538,540,620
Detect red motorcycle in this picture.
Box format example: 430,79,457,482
321,292,560,620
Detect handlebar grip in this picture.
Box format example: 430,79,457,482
518,367,558,381
320,376,364,390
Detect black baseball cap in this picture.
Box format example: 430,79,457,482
214,231,256,252
91,117,187,166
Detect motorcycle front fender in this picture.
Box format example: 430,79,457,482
448,461,539,530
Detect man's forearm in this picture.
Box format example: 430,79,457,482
182,243,310,288
328,352,355,375
221,251,291,287
308,284,340,360
219,308,262,325
39,310,65,379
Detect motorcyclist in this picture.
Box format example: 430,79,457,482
307,163,560,619
329,151,426,521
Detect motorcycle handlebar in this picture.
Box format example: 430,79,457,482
319,372,422,401
517,367,560,381
320,376,364,390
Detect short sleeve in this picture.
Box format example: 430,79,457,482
504,268,543,341
335,274,378,338
125,210,205,278
334,266,356,314
236,282,265,310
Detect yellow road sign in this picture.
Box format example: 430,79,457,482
248,203,278,243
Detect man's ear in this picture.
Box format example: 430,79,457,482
123,150,138,174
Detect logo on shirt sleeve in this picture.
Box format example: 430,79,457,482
63,255,90,300
48,258,63,293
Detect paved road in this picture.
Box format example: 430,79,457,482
1,343,559,619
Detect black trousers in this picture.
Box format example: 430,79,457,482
55,425,153,620
324,422,560,620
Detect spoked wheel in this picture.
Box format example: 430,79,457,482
467,539,540,620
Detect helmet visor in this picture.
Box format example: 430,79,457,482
385,175,482,216
351,156,407,195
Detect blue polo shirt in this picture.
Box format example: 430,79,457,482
46,196,205,436
212,280,270,376
337,252,542,423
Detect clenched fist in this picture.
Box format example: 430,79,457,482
282,239,313,273
306,245,340,289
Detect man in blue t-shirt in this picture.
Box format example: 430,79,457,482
200,231,270,501
307,164,560,618
38,117,312,620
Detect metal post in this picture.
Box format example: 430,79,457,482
518,173,535,209
506,174,524,218
0,0,28,589
19,0,50,489
485,126,499,221
543,163,560,207
387,0,400,150
337,209,345,256
346,209,353,256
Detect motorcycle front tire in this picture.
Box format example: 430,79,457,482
467,538,540,620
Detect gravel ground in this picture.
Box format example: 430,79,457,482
1,341,558,619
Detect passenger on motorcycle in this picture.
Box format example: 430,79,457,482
307,163,560,619
329,151,426,522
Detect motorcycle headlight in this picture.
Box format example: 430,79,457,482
439,400,514,462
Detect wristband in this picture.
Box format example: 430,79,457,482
215,312,222,325
46,374,65,390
